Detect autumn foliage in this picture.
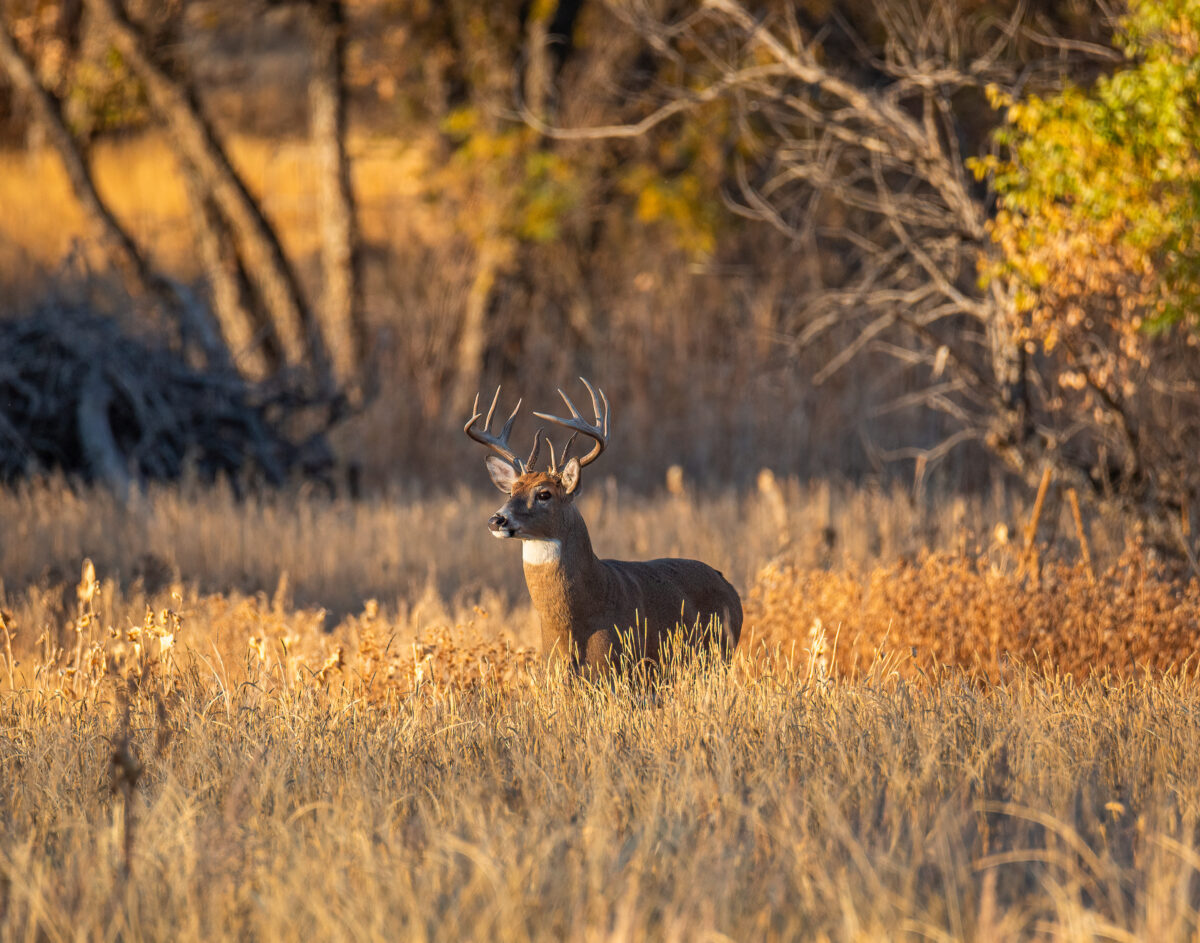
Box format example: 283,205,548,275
980,0,1200,339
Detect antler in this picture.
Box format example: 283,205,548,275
534,377,609,469
464,387,543,473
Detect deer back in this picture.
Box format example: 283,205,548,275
599,556,743,662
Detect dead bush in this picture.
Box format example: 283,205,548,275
744,542,1200,679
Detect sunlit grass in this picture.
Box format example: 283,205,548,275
3,640,1200,941
2,479,1198,940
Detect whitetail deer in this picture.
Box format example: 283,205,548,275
465,378,742,675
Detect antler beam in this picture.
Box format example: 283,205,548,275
534,377,609,468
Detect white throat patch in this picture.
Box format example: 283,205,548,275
522,539,562,566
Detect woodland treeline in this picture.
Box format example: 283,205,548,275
1,0,1198,555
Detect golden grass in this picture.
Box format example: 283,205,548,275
3,479,1200,940
4,630,1200,940
0,473,1180,693
745,544,1200,680
0,472,1045,623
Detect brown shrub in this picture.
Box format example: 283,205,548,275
743,542,1200,680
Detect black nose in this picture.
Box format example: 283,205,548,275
489,513,508,531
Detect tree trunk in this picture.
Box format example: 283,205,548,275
76,367,131,496
308,0,366,394
454,243,502,409
178,157,282,379
87,0,328,383
522,6,552,121
521,0,585,120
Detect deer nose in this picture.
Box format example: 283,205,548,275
488,513,509,532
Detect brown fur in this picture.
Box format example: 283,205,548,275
486,463,743,676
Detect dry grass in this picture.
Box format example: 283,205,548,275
4,625,1200,941
746,544,1200,681
0,472,1052,620
0,473,1184,692
3,479,1200,940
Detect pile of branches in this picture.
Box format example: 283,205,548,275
0,308,333,490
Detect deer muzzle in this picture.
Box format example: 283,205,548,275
489,512,516,538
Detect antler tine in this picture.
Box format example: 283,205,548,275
526,428,544,471
579,376,609,438
559,430,580,465
532,377,609,468
499,397,521,441
483,386,500,429
464,386,526,471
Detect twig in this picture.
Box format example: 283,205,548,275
1066,488,1095,585
109,695,142,878
1021,465,1053,581
1,611,15,691
1172,499,1200,580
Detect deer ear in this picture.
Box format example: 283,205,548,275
560,457,582,495
486,456,518,493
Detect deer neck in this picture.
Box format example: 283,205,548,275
521,507,603,651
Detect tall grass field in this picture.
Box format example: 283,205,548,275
2,477,1200,941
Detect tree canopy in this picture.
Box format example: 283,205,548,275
978,0,1200,349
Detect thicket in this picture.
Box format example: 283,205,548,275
746,545,1200,681
977,0,1200,539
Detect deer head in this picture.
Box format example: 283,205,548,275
464,378,608,542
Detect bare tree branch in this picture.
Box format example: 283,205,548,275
309,0,367,395
516,63,788,139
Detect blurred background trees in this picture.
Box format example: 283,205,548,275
595,0,1200,550
980,0,1200,549
0,0,1196,554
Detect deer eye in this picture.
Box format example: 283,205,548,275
536,489,553,502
